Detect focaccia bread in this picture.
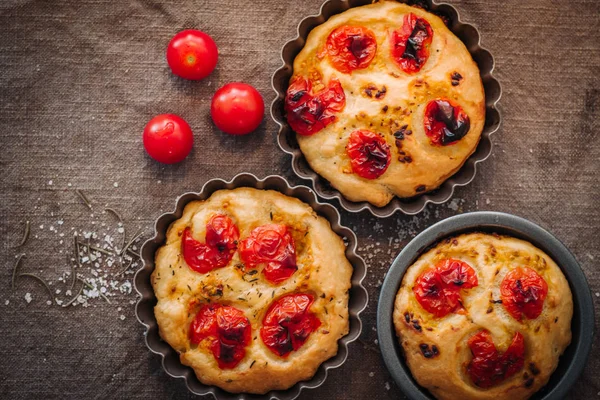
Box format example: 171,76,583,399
285,0,485,207
393,233,572,400
152,188,352,394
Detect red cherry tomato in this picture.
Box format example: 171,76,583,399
166,29,218,80
325,25,377,73
501,267,548,320
189,304,251,369
424,99,470,146
143,114,193,164
182,215,239,273
285,76,346,136
346,130,391,179
391,13,433,74
413,258,478,317
467,330,525,388
239,224,297,283
210,83,264,135
260,294,321,357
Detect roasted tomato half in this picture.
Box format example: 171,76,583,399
260,294,321,357
325,25,377,73
501,267,548,320
391,13,433,73
467,330,525,388
346,130,391,179
413,258,478,317
284,76,346,136
189,304,251,369
182,214,239,273
424,99,470,146
239,224,297,284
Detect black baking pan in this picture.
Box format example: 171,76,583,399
376,211,595,399
134,173,368,399
271,0,501,217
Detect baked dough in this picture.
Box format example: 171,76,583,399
289,0,485,206
393,233,573,400
152,188,352,394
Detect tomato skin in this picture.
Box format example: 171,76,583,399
391,13,433,73
182,215,239,273
143,114,193,164
501,267,548,320
189,304,251,369
260,294,321,357
413,259,478,317
285,76,346,136
424,99,470,146
239,224,297,283
346,130,391,179
467,330,525,388
210,83,264,135
325,25,377,73
167,29,218,80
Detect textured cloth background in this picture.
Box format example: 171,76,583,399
0,0,598,399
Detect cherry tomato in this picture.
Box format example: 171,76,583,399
189,304,251,369
391,13,433,73
166,29,218,80
260,294,321,357
346,130,391,179
182,215,239,273
424,99,470,146
143,114,193,164
285,76,346,136
325,25,377,73
239,224,297,283
413,258,478,317
501,267,548,320
210,82,264,135
467,330,525,388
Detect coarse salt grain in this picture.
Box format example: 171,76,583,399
369,372,374,377
4,300,9,306
25,293,32,303
120,315,126,320
113,182,119,188
48,180,53,185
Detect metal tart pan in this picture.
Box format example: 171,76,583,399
134,173,368,399
271,0,502,217
376,211,594,399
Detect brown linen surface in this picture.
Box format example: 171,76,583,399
0,0,598,399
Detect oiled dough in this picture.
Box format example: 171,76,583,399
291,0,485,206
393,233,573,400
152,188,352,394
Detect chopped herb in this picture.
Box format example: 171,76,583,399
75,189,92,210
270,212,273,220
18,273,54,301
250,360,256,368
62,281,85,307
238,297,247,301
11,254,25,290
187,285,192,291
12,220,30,248
79,278,111,304
104,207,123,223
121,228,142,256
77,241,115,256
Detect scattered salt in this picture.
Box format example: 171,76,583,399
48,180,53,185
46,300,52,306
368,372,374,377
4,300,9,306
25,293,32,303
120,315,126,321
113,182,119,188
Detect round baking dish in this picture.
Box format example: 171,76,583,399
376,211,594,399
134,173,368,399
271,0,501,217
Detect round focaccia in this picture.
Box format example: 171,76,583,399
151,188,352,394
393,233,573,400
285,0,485,207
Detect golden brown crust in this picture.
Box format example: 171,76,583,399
393,233,573,400
151,188,352,394
291,0,485,206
